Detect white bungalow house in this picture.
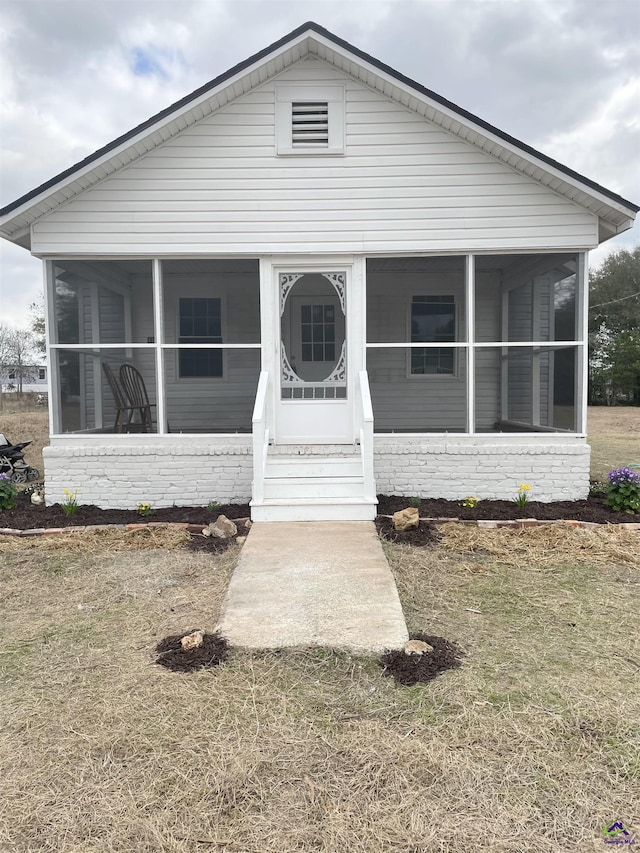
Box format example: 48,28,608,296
0,22,637,519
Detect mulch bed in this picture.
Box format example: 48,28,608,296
1,493,251,530
380,633,464,686
377,493,631,525
1,491,635,531
155,631,230,672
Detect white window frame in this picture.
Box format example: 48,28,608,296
406,293,461,380
276,84,345,155
174,295,226,382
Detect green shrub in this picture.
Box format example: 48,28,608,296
0,474,18,511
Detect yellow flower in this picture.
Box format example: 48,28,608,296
63,489,69,495
519,483,531,491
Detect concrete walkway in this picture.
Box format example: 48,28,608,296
216,522,409,654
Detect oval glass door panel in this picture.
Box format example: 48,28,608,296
280,272,346,400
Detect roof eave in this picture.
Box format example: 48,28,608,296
1,20,637,245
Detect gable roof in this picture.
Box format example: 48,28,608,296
1,21,637,248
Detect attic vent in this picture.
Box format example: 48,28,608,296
291,102,329,147
276,85,344,155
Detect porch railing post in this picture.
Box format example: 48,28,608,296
152,259,166,435
358,370,375,502
252,371,270,504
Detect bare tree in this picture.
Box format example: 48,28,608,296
0,324,37,402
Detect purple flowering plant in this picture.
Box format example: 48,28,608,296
0,472,18,511
605,467,640,514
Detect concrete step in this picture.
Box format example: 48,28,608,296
250,497,377,522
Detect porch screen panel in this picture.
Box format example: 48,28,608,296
49,261,156,434
473,254,582,433
161,259,261,433
366,256,466,432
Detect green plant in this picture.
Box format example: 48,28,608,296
0,473,18,511
604,467,640,514
61,488,79,516
461,495,479,509
514,483,531,507
408,496,421,508
136,502,154,517
207,501,221,512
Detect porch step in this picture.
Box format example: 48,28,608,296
263,475,364,500
265,455,362,479
253,448,376,522
250,497,377,522
269,444,358,457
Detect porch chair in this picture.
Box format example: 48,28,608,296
119,363,156,433
102,362,136,433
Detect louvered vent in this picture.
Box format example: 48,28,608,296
291,102,329,147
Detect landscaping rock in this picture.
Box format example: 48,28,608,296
180,630,204,650
404,639,434,655
392,507,419,531
202,515,238,539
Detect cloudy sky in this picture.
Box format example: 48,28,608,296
1,0,638,329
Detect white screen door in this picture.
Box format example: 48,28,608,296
277,269,351,444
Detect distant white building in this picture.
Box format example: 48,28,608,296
1,365,47,394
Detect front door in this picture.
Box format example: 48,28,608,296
277,268,351,444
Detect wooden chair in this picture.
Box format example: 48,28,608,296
119,363,155,432
102,362,135,433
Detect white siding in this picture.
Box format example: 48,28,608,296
366,267,501,431
31,60,598,255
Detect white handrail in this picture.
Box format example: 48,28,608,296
358,370,375,502
252,371,269,504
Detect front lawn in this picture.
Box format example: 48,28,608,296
0,525,638,852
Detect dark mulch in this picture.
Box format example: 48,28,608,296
1,491,251,530
1,489,634,531
380,633,464,686
375,516,440,546
377,492,632,524
155,630,230,672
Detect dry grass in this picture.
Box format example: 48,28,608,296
588,406,640,482
1,527,639,852
437,521,640,569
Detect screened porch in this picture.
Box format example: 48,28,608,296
366,253,586,434
45,252,586,438
48,259,261,435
